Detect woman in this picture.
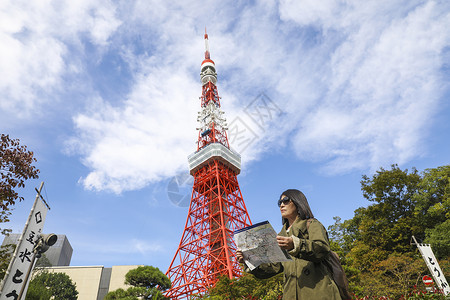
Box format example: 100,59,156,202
236,189,341,299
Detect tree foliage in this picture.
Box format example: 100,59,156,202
26,271,78,300
35,253,53,268
414,165,450,225
0,134,40,231
415,165,450,259
0,243,15,281
105,266,171,299
330,164,450,298
0,134,39,281
359,164,421,253
209,273,283,300
195,272,283,300
371,253,424,298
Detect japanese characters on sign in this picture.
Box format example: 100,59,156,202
416,243,450,295
0,196,49,300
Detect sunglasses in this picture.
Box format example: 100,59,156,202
278,197,292,207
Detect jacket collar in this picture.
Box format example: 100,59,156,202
283,217,308,235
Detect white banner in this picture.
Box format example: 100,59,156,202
416,243,450,295
0,194,49,300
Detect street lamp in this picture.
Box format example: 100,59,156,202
34,234,57,258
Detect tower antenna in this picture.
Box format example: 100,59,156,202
204,27,210,59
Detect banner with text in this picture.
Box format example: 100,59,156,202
0,196,49,300
416,243,450,295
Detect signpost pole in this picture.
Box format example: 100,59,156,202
0,182,50,300
412,235,450,295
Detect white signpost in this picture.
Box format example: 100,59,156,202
412,236,450,295
0,183,50,300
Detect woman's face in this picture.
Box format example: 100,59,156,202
279,195,298,220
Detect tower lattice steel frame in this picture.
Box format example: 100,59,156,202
165,32,252,299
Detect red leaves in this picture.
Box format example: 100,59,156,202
0,134,40,224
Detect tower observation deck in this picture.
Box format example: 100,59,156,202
165,32,252,299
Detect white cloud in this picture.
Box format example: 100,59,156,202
0,32,65,115
0,0,120,118
69,66,199,193
131,239,162,254
279,0,347,29
280,0,450,173
15,0,447,192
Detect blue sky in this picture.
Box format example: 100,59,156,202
1,0,449,272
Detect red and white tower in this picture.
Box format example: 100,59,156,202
165,32,252,299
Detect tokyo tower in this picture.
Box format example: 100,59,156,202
165,32,252,299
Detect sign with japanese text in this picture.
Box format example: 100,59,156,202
0,194,49,300
416,243,450,295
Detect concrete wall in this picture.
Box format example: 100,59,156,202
109,265,143,292
45,266,103,299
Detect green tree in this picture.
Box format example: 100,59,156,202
424,220,450,260
339,164,422,275
26,271,78,300
374,253,425,298
26,283,52,300
347,165,424,297
331,164,450,298
414,165,450,259
358,164,421,254
414,166,450,227
105,266,171,299
35,253,52,268
200,272,283,300
0,243,15,281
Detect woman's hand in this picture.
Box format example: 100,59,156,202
236,250,244,263
277,236,294,251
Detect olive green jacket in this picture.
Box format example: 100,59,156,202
245,218,341,299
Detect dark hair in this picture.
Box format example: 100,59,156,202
280,189,314,224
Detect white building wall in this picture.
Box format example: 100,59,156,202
42,265,140,300
108,265,143,292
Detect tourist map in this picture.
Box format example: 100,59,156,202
234,221,291,270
